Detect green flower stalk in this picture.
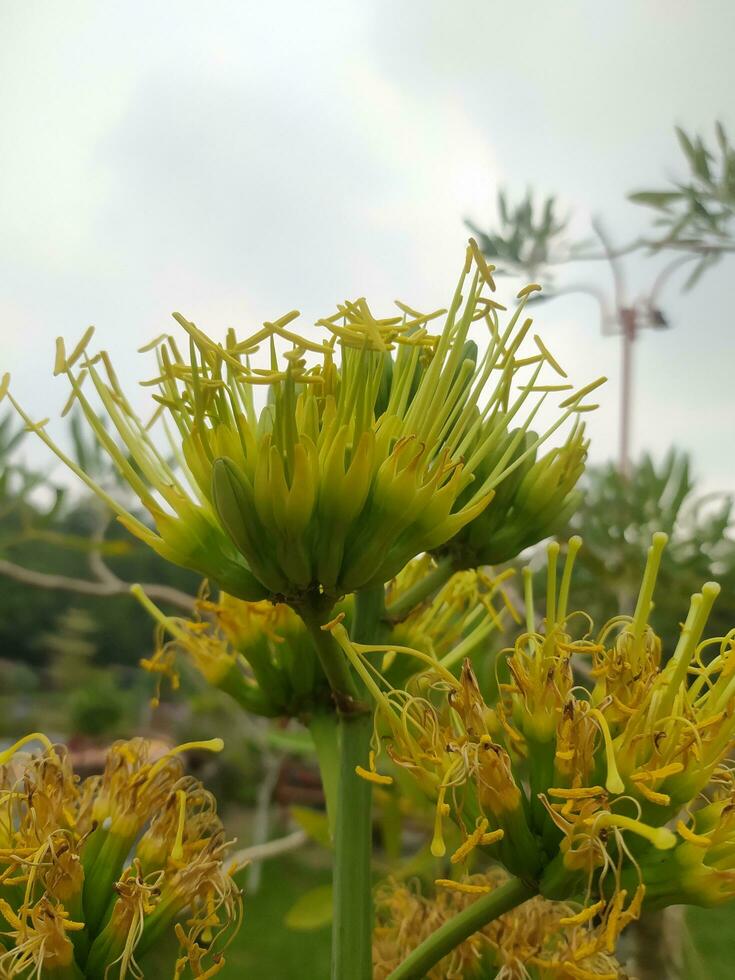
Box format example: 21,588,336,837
0,734,241,979
5,242,600,607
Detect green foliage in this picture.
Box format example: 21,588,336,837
563,449,735,644
468,122,735,295
630,123,735,284
0,412,198,670
466,191,571,281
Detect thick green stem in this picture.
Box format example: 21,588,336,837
387,876,536,980
308,711,340,837
333,709,374,980
330,584,385,980
386,555,454,622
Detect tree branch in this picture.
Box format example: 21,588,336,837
0,558,195,612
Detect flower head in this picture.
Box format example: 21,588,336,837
8,243,600,604
135,582,335,718
335,532,735,942
0,734,240,978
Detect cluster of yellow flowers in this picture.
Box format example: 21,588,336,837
7,242,596,610
374,869,621,980
331,531,735,961
0,735,240,978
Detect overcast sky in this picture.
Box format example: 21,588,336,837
2,1,734,495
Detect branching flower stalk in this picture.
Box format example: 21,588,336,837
4,243,599,979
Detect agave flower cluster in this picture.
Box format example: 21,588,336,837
136,557,516,723
0,735,240,978
374,869,621,980
331,532,735,958
8,242,597,611
135,584,332,719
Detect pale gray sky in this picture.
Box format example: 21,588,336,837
2,1,734,492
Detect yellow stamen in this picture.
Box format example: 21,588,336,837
588,708,625,795
0,732,54,765
170,790,188,864
635,783,670,806
147,738,224,781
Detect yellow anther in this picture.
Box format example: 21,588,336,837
355,766,393,786
479,829,504,846
548,786,606,800
635,782,670,806
434,878,492,894
450,818,489,864
559,899,606,926
676,820,712,847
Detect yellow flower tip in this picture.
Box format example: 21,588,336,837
517,283,543,298
651,827,678,850
321,611,346,632
355,765,393,786
605,772,626,796
651,530,669,550
702,581,722,602
0,372,10,401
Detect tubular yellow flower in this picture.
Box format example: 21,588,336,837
0,735,240,979
6,242,600,605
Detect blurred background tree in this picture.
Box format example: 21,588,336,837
468,123,735,478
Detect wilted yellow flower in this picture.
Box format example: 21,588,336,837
0,734,240,979
134,583,353,718
7,243,600,606
373,869,623,979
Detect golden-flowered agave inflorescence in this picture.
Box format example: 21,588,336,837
374,869,622,980
330,532,735,950
134,582,337,719
0,734,241,979
6,243,601,606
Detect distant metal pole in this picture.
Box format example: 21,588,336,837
619,308,636,479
